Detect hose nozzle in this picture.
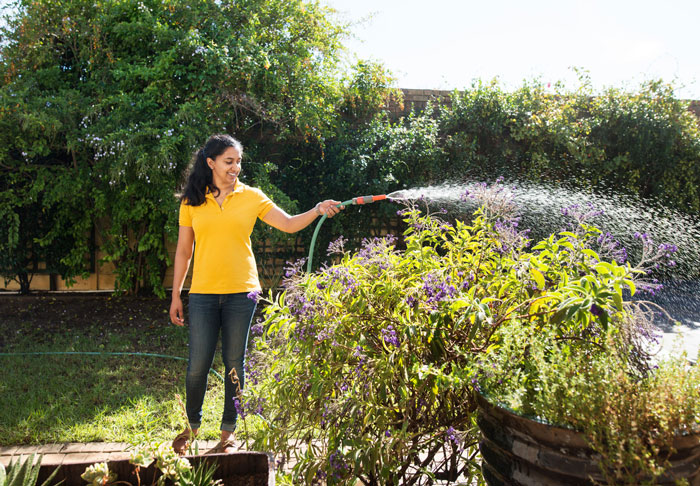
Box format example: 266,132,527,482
353,194,387,205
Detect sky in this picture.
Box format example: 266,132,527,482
1,0,697,99
321,0,700,99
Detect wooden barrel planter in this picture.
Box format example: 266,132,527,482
476,393,700,486
37,452,275,486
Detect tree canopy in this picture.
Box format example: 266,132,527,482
0,0,363,294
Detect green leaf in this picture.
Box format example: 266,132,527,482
549,308,567,325
613,292,624,311
529,296,553,316
582,248,599,259
594,262,613,274
449,299,470,312
530,267,545,290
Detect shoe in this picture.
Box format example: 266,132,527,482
172,429,195,456
204,439,236,455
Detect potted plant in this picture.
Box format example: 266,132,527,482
35,441,274,486
240,184,699,485
472,200,700,485
476,328,700,486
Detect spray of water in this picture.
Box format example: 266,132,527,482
388,184,468,204
392,181,700,272
390,179,700,342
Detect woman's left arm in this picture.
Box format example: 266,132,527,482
262,200,343,233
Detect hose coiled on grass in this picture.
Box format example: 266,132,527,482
0,351,224,382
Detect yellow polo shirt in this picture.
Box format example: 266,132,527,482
179,182,276,294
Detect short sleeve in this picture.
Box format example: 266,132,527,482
256,189,276,219
179,201,192,227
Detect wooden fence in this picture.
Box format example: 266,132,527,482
1,217,403,293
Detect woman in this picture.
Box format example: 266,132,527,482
169,134,341,454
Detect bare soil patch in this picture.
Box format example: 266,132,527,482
0,292,179,349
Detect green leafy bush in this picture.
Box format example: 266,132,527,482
275,78,700,274
435,78,700,211
585,81,700,211
258,107,444,268
0,0,364,294
0,165,93,293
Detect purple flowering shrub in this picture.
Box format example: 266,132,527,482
241,199,690,485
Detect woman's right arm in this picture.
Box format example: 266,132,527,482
170,225,195,326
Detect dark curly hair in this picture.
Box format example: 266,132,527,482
181,134,244,206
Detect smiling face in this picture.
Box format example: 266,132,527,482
207,146,242,191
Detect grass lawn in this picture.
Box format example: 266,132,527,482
0,293,243,446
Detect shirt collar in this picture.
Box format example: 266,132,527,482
205,182,245,201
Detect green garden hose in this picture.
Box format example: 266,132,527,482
307,194,387,273
0,351,224,382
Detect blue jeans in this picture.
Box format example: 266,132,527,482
186,293,256,432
